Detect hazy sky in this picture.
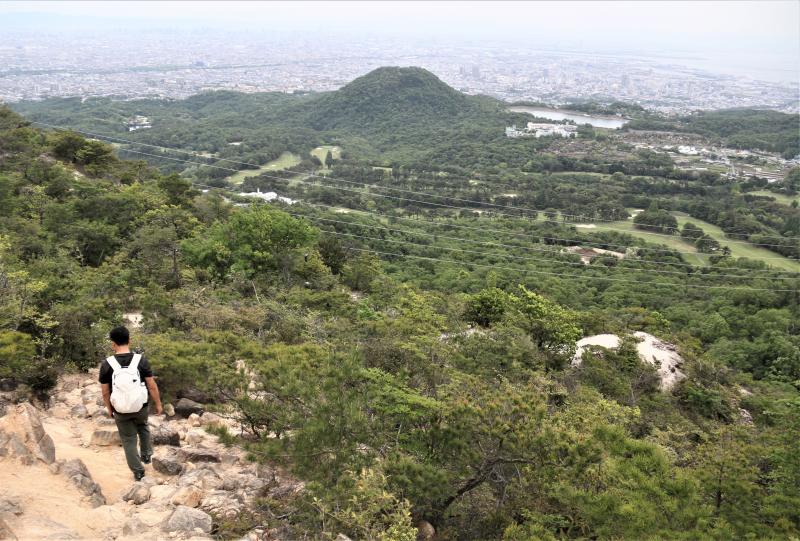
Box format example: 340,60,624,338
2,1,799,80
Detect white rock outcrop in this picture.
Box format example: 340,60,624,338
572,331,686,390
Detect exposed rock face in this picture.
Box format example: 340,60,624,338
163,403,176,417
572,331,686,390
416,520,436,540
69,404,89,418
0,402,55,464
178,467,224,491
174,398,205,418
153,454,184,476
200,490,243,520
150,424,180,446
122,482,151,505
61,458,106,507
0,516,17,541
177,387,216,404
0,370,308,540
0,496,22,516
162,505,213,534
171,485,204,508
178,447,221,463
90,429,121,446
200,412,224,428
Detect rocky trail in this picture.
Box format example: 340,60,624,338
0,371,303,541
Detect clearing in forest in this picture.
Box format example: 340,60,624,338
310,145,341,169
749,190,799,207
226,151,301,185
544,211,800,271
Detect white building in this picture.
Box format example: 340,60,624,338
505,123,577,139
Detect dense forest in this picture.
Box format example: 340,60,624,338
2,67,800,540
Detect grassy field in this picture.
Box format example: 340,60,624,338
749,190,799,207
672,212,800,272
585,219,709,266
543,210,800,271
310,145,341,169
226,152,301,185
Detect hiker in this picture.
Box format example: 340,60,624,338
99,326,163,481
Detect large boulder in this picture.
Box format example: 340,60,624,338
163,403,175,417
174,398,204,418
148,484,178,504
0,402,55,464
153,455,184,476
171,486,204,508
122,482,151,505
69,404,89,418
416,520,436,540
90,429,120,446
200,490,243,520
177,387,216,404
61,458,106,506
199,412,225,428
162,506,213,535
177,447,220,463
186,429,206,445
178,467,224,491
150,424,180,446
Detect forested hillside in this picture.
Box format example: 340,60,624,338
13,68,800,265
2,85,800,541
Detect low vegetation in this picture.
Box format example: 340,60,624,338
3,67,800,539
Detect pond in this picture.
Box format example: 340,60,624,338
508,106,629,129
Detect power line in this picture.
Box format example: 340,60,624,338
112,146,800,264
342,247,798,292
277,198,798,277
29,121,800,269
33,121,800,245
295,214,794,281
189,179,797,278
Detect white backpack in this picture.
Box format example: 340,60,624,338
107,354,148,414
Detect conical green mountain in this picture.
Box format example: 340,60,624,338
303,67,494,133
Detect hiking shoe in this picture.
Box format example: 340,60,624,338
134,470,145,481
141,455,151,465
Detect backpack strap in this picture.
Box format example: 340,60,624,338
128,353,142,372
106,356,122,372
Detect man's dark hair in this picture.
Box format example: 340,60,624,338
109,326,130,345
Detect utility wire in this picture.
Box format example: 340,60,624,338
294,214,795,281
341,247,797,292
276,198,799,277
189,179,798,278
33,120,800,245
111,146,800,266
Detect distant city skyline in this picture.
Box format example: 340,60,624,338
0,1,797,109
1,1,798,83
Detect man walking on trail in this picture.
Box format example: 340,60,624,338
99,326,163,481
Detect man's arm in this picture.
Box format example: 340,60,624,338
145,377,163,415
101,383,113,417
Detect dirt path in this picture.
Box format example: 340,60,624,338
43,417,134,503
0,463,101,539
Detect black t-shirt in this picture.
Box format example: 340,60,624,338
98,353,153,404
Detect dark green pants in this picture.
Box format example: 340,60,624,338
114,405,151,476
